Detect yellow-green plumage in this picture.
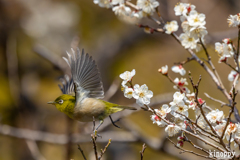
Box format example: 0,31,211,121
48,48,136,127
52,94,136,122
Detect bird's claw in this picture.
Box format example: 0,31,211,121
109,116,121,128
93,130,102,138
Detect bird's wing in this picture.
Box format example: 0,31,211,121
58,75,75,95
62,48,104,104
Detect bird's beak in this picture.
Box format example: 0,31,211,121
47,101,55,105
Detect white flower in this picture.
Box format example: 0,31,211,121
228,70,238,81
124,87,134,99
227,14,239,27
170,91,185,106
94,0,112,8
181,21,191,33
174,3,188,16
214,120,226,136
174,3,195,17
150,114,167,127
112,4,131,17
197,116,209,130
174,118,187,129
189,26,208,39
133,84,153,106
179,33,199,50
137,0,159,15
225,123,238,142
215,42,234,63
158,65,168,74
164,21,179,34
111,0,125,5
206,109,224,124
187,10,206,27
171,65,186,76
120,69,135,85
165,124,181,137
170,100,189,119
156,104,171,118
173,78,188,87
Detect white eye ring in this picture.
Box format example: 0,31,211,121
59,99,64,104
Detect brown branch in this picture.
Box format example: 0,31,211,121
171,33,233,105
223,61,238,72
184,135,210,155
77,144,87,160
99,139,111,160
189,75,229,152
148,106,226,152
140,143,146,160
167,138,215,159
204,93,230,107
174,57,194,66
91,134,98,160
199,38,224,90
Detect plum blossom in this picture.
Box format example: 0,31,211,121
172,65,186,76
164,21,179,34
173,78,189,93
120,69,135,86
179,33,199,50
174,3,196,17
150,114,167,127
155,104,171,118
187,10,206,27
133,84,153,106
124,87,134,99
94,0,112,8
227,14,239,27
112,4,131,17
111,0,125,5
189,26,208,39
225,123,239,142
214,120,227,136
158,65,168,75
228,70,238,81
170,91,185,106
165,124,181,137
136,0,159,15
170,100,189,119
206,109,224,124
215,41,234,63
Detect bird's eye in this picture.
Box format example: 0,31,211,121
59,99,64,104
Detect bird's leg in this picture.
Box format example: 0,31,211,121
94,120,103,138
109,115,120,128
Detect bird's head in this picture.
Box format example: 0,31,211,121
48,94,75,118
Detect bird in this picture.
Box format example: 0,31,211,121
48,48,136,132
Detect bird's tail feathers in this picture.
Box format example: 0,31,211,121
117,105,137,110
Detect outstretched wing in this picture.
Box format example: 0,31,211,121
58,75,74,95
62,48,104,104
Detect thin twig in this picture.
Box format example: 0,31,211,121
91,134,98,160
223,61,238,72
189,75,229,152
204,93,230,107
99,139,111,160
140,143,147,160
167,137,215,159
98,139,111,160
148,105,226,152
174,57,194,66
77,144,87,160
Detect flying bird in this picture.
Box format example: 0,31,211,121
48,48,136,131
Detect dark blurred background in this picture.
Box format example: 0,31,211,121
1,0,240,160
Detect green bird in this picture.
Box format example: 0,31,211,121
48,48,136,131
